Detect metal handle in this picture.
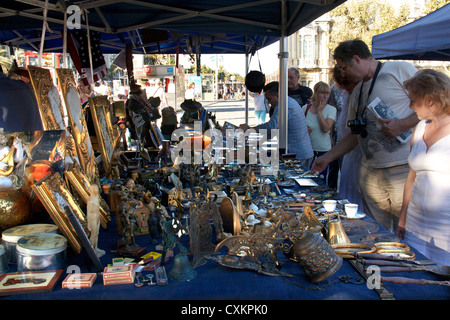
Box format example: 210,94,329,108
379,266,423,273
382,276,450,286
361,259,410,267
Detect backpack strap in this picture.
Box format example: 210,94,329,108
304,103,312,117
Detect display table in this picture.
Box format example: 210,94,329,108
1,160,449,305
1,207,448,302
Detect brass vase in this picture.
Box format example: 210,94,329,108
293,230,342,283
0,189,32,233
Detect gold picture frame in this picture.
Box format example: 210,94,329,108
27,66,65,131
27,67,80,167
88,95,116,178
55,68,99,185
65,168,110,228
31,173,83,254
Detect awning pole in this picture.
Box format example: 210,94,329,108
245,52,249,125
63,11,67,68
85,11,95,84
38,0,49,67
278,0,288,154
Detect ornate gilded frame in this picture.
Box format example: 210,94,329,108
27,66,65,131
27,66,80,167
65,168,110,228
88,95,116,176
31,173,83,254
55,68,99,184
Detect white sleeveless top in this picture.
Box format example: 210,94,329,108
406,120,450,260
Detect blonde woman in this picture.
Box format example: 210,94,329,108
302,81,336,182
396,69,450,265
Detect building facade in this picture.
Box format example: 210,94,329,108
287,12,334,88
287,0,432,89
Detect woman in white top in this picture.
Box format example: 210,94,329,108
302,81,337,182
185,82,196,100
396,69,450,265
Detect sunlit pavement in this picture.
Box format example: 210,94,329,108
186,99,263,127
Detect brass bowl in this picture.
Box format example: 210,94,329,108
374,242,410,252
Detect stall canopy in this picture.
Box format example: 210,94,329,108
0,0,345,55
0,0,346,153
372,3,450,61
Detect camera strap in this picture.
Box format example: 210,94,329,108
357,61,382,117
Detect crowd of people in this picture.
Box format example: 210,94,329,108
244,39,449,266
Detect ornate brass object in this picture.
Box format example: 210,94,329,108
293,230,343,283
300,206,323,233
219,197,241,235
211,233,289,277
327,214,351,245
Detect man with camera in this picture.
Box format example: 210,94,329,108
311,40,418,232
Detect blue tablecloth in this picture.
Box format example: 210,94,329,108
1,173,449,306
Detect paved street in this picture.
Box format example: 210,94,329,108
176,98,264,128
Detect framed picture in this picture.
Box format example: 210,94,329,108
112,101,126,118
0,270,63,297
31,173,83,254
27,66,65,131
65,206,103,272
27,67,80,170
65,168,110,228
88,95,116,177
55,68,100,185
16,130,66,189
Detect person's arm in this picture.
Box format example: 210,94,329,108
395,168,416,239
380,113,419,139
395,124,417,239
317,109,335,133
311,132,358,173
317,101,336,133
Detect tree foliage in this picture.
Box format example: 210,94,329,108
423,0,450,14
329,0,449,52
328,0,410,51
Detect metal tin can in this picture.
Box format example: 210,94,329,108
16,233,67,272
1,223,59,264
0,244,8,274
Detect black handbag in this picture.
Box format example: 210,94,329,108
148,96,161,120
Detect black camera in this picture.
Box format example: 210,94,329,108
347,117,368,138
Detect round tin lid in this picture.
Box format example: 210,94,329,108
1,224,59,243
16,233,67,256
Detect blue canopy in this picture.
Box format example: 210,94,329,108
372,3,450,61
0,0,345,55
0,0,346,153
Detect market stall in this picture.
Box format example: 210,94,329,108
0,145,448,301
0,1,448,306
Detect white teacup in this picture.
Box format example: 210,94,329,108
345,203,358,218
322,200,337,212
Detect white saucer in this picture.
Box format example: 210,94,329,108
342,212,366,219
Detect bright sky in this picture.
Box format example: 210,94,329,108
201,41,281,76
